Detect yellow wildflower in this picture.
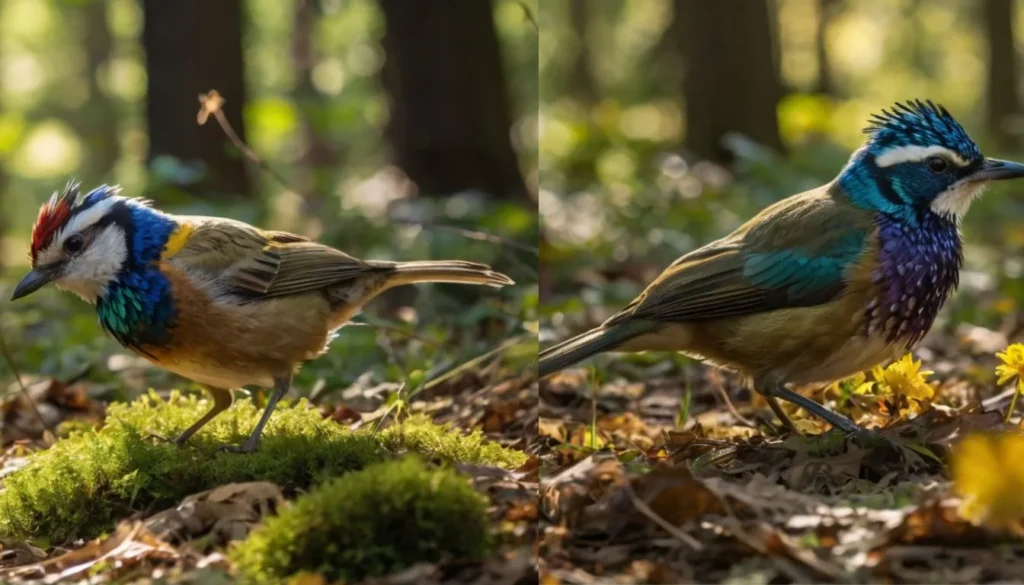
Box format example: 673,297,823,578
848,372,877,396
871,354,935,401
996,343,1024,391
995,343,1024,424
952,432,1024,535
829,372,873,396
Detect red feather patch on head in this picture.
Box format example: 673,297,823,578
30,191,74,264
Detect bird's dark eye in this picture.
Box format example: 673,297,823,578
926,156,948,173
63,234,84,254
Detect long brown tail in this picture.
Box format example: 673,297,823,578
380,260,515,289
539,320,655,378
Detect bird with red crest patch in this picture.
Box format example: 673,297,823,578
12,182,514,453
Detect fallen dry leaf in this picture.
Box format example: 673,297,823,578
145,481,283,546
0,521,177,583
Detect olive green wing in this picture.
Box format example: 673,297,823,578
172,217,387,298
607,189,874,326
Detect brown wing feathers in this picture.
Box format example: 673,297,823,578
174,218,513,300
233,242,386,297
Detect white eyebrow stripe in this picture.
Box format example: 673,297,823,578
875,144,969,168
59,197,118,241
39,197,120,264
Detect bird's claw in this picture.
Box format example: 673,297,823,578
215,441,259,454
145,429,187,446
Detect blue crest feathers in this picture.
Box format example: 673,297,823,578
863,99,981,161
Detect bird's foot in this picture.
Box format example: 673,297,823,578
848,426,891,449
764,385,864,436
829,415,863,435
215,439,259,454
145,429,190,447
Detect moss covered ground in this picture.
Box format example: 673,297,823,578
231,457,492,583
0,391,527,548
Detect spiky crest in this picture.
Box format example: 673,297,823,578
862,99,981,162
30,182,125,264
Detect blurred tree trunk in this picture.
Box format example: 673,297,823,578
568,0,597,103
141,0,250,197
378,0,528,199
814,0,839,95
77,0,120,183
678,0,783,163
984,0,1020,150
652,0,685,96
292,0,334,216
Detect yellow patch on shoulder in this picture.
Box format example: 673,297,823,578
161,223,195,260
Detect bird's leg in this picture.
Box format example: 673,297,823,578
764,396,799,434
218,375,291,454
761,381,862,434
171,387,234,446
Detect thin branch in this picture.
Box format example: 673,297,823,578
389,216,538,254
624,479,704,551
516,1,539,33
197,90,537,258
708,369,757,429
0,321,52,445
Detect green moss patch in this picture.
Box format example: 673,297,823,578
231,457,491,583
0,393,527,546
0,391,382,543
379,414,528,469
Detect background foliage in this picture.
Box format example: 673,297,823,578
0,0,540,394
540,0,1024,339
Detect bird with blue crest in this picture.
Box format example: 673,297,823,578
539,100,1024,434
10,185,514,452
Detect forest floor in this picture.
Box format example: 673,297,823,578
0,279,540,584
537,322,1024,584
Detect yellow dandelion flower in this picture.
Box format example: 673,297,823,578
953,432,1024,535
872,354,935,401
995,343,1024,424
829,372,874,396
996,343,1024,390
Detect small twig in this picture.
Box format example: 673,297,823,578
389,216,538,255
353,317,446,350
623,479,704,551
714,494,849,583
198,90,537,258
502,245,539,280
0,322,52,445
198,91,294,194
366,334,527,431
415,333,530,398
516,1,539,33
708,369,756,429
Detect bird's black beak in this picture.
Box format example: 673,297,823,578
969,158,1024,182
11,266,59,300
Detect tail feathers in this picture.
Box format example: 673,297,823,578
380,260,514,289
539,320,654,378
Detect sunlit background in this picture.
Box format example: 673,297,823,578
540,0,1024,341
0,0,539,395
0,0,538,258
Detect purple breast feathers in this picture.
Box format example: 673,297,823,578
862,213,963,345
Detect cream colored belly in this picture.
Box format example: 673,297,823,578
785,335,906,385
145,353,276,389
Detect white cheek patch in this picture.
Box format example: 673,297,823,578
36,243,63,266
35,197,121,267
55,225,128,303
930,181,986,221
875,144,968,168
